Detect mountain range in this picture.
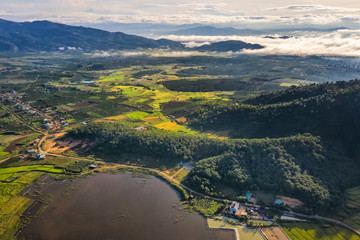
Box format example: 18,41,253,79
166,25,349,36
0,19,266,53
0,18,184,52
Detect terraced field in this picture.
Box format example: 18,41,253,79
281,222,360,240
332,187,360,232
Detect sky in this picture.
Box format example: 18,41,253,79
1,0,360,28
2,0,360,56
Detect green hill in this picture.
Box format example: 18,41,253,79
188,80,360,156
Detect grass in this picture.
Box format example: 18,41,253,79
248,220,273,227
281,222,360,240
208,216,264,240
188,197,223,217
125,111,150,120
0,152,10,157
0,135,23,146
173,169,190,182
0,134,24,158
16,133,42,145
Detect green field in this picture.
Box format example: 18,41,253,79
281,222,360,240
0,165,64,174
0,170,44,239
208,216,264,240
0,160,92,239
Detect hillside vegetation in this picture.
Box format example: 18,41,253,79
68,120,359,212
188,80,360,157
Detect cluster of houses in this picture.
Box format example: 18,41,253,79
229,202,248,216
228,192,285,220
23,148,46,160
229,201,269,220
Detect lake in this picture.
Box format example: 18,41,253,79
18,173,234,240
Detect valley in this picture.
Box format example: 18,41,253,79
0,52,360,240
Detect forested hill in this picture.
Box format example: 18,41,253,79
68,122,360,213
0,19,183,52
195,40,263,52
187,80,360,157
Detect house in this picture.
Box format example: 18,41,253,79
274,200,283,205
82,80,95,84
35,153,46,159
44,123,51,129
245,192,252,201
89,164,97,169
229,201,240,213
26,149,37,153
240,211,248,216
134,126,147,131
235,206,247,216
81,122,87,125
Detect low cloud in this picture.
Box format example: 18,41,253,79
0,10,11,16
272,5,360,12
158,30,360,57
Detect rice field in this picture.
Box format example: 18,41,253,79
0,171,44,239
281,222,360,240
0,165,64,174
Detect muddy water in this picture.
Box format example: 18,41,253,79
18,173,234,240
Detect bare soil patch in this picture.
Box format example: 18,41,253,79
276,195,304,208
261,226,290,240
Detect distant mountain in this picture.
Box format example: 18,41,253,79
166,25,349,36
81,22,204,36
0,19,184,52
195,40,263,52
269,27,349,33
167,26,265,36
